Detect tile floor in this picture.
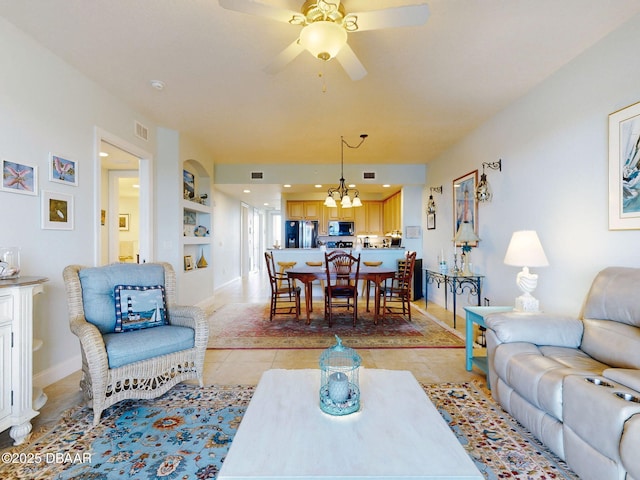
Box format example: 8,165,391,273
1,269,487,448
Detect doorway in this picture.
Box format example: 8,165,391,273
95,129,153,266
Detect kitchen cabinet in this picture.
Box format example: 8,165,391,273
0,276,48,445
355,201,383,235
383,192,401,233
325,204,355,221
287,201,321,221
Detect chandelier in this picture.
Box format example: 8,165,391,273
324,134,368,208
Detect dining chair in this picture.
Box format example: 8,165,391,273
265,252,301,321
324,250,361,327
380,251,417,322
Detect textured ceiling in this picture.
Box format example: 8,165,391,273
2,0,639,206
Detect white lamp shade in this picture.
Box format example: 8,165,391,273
453,222,480,244
299,21,347,60
341,194,352,208
324,195,337,208
351,196,362,207
504,230,549,267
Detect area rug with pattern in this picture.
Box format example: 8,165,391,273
206,301,464,349
0,382,578,480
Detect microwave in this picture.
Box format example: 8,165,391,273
328,221,354,236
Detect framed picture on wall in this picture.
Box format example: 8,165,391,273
1,159,38,195
41,190,74,230
427,213,436,230
609,101,640,230
49,153,78,186
453,170,478,244
119,214,130,231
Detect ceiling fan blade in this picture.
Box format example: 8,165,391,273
264,39,305,74
336,44,367,81
350,4,430,32
218,0,300,24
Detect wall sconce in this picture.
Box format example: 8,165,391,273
426,186,442,214
475,159,502,202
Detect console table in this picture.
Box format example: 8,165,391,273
0,276,48,445
424,269,484,328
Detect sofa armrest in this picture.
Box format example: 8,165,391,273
485,312,583,347
604,369,640,392
68,313,109,379
168,304,209,348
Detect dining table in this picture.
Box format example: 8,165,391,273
286,265,398,325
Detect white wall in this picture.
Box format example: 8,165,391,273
211,189,242,289
424,12,640,316
0,18,160,386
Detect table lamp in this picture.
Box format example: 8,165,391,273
503,230,549,312
453,222,480,275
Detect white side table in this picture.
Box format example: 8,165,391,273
0,276,48,445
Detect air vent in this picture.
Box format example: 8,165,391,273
251,171,264,180
363,171,376,180
134,121,149,141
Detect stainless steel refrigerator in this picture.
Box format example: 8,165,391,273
285,220,318,248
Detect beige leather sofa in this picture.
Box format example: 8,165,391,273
485,267,640,480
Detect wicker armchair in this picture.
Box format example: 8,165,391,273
63,262,208,426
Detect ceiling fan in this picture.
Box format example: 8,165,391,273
218,0,430,81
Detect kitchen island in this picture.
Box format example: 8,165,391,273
266,247,407,269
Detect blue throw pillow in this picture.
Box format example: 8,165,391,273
114,285,169,332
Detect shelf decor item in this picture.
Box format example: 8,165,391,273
197,250,208,268
0,246,20,279
319,335,361,416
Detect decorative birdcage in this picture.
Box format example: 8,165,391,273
319,335,361,416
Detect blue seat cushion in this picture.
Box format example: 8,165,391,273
79,264,166,334
102,325,195,369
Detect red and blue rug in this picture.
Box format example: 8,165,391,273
206,302,464,349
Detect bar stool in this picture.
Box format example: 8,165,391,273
305,261,324,295
362,261,383,311
277,261,297,289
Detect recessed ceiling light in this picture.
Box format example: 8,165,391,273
263,202,269,206
348,184,356,188
243,189,251,193
383,184,391,188
132,184,140,189
150,80,165,90
99,152,109,157
283,184,291,188
315,184,322,188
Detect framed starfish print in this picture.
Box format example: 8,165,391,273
1,159,38,195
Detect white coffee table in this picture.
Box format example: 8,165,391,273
218,369,483,479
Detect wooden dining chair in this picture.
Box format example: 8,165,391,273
324,250,361,327
380,251,417,322
265,252,301,321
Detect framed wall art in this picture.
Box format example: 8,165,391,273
183,169,195,200
427,213,436,230
1,159,38,195
453,170,478,244
49,153,78,186
609,101,640,230
41,190,74,230
119,214,130,231
184,255,194,271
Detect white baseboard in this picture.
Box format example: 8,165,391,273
33,354,81,389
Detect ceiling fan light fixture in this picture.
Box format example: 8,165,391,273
299,21,347,61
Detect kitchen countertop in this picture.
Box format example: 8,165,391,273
266,248,407,269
